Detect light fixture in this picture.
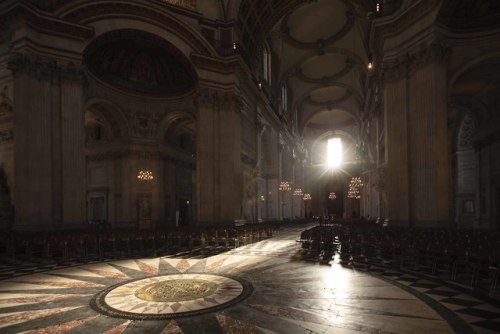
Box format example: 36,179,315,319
232,42,238,50
367,53,374,70
347,177,363,199
260,195,265,202
279,181,292,191
137,170,154,182
293,188,303,196
137,151,154,182
303,193,312,201
328,192,336,199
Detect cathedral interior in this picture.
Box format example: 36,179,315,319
0,0,500,333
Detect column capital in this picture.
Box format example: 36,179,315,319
7,52,84,83
382,39,451,82
195,87,242,112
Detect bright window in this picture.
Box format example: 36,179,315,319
327,138,342,168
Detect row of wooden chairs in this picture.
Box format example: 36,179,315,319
0,224,277,268
300,222,500,295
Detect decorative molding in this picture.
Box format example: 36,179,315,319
7,52,85,83
373,0,442,55
293,59,355,85
0,3,94,40
282,10,355,51
128,110,162,138
62,2,211,56
161,0,196,11
304,90,353,108
195,87,242,113
382,41,452,82
190,53,238,74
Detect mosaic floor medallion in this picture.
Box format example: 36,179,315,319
90,273,252,320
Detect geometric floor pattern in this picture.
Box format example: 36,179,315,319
91,273,252,320
0,224,499,333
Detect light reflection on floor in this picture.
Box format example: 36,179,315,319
0,225,498,333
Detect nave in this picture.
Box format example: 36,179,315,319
0,224,499,333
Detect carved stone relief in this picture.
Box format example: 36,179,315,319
7,53,84,82
128,110,162,138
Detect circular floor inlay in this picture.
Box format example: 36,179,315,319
135,279,218,302
90,273,252,320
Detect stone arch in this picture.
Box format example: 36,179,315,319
449,52,500,89
57,0,216,60
85,98,131,140
453,109,478,228
159,110,196,154
83,29,198,99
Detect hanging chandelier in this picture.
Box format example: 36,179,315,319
303,193,311,200
328,192,336,199
347,177,363,199
137,170,154,182
279,181,292,191
137,151,154,182
293,188,303,196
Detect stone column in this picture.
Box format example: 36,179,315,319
60,65,86,227
8,53,86,230
278,137,284,221
382,61,410,225
382,41,451,226
196,87,242,225
256,116,266,222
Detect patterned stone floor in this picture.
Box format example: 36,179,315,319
0,225,499,333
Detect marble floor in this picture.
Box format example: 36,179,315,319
0,225,499,333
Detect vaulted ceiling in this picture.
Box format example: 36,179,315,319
236,0,376,150
265,0,373,145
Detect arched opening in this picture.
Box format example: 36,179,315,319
454,111,478,228
83,29,198,229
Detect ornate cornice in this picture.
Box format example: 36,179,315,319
382,40,451,82
7,52,85,82
190,53,239,74
372,0,441,55
195,87,242,113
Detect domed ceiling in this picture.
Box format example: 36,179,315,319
85,30,196,96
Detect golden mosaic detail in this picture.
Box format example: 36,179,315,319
135,279,218,302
